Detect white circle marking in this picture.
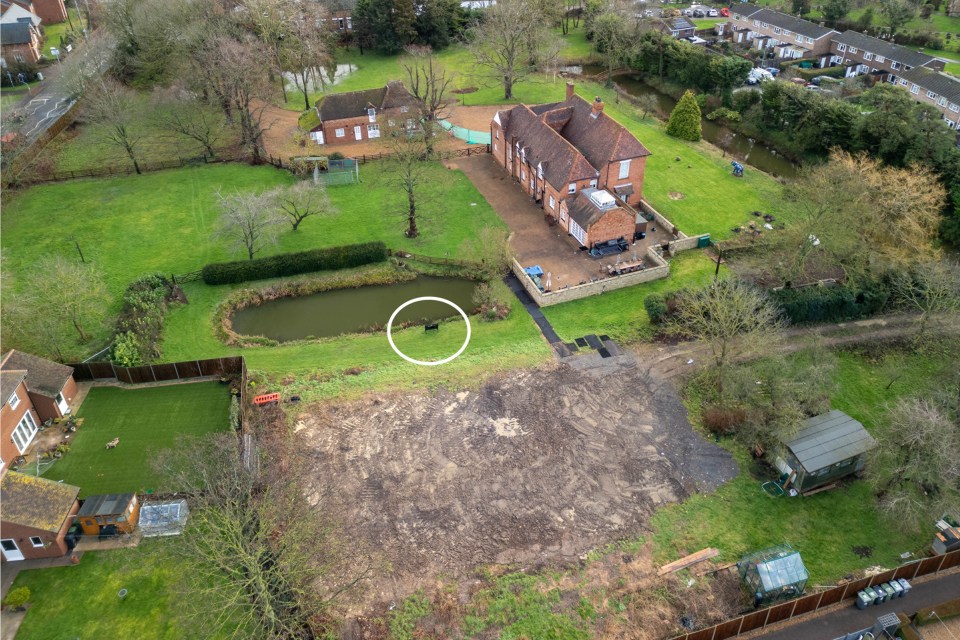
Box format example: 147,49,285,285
386,296,472,366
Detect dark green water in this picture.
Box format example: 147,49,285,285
230,277,478,341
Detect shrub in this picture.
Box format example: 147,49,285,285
3,587,30,610
229,396,241,430
772,280,891,324
112,273,177,366
706,108,742,123
471,280,512,320
666,90,702,142
702,405,746,435
644,293,668,324
201,242,388,285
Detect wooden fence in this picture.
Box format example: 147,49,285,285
172,269,203,284
69,356,245,385
16,151,248,185
670,549,960,640
266,145,486,169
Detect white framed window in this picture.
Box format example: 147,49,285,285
335,128,345,138
774,27,781,34
795,33,802,42
805,36,813,44
537,163,543,179
367,123,380,138
618,159,631,180
911,84,920,94
495,129,499,140
347,18,352,29
899,79,908,86
589,178,598,188
753,19,759,26
8,390,20,410
493,142,498,152
947,120,956,129
14,53,24,63
337,18,345,29
950,103,959,113
367,108,376,123
400,105,410,113
549,195,555,210
876,55,884,63
567,183,576,194
926,90,937,99
507,149,512,161
891,61,900,70
29,536,43,548
560,207,567,222
865,52,873,61
761,22,768,28
849,47,857,54
12,411,38,453
521,169,526,180
837,43,846,52
784,30,792,37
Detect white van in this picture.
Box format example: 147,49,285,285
746,68,775,85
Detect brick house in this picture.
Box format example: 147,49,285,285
895,67,960,130
304,81,419,145
0,0,41,27
330,10,352,33
654,16,696,39
0,20,41,65
490,82,651,250
21,0,65,24
565,189,636,249
829,30,944,82
2,350,78,423
727,8,836,65
1,471,80,562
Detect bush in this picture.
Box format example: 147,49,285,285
644,293,668,324
793,65,847,81
201,242,388,285
706,108,742,123
666,90,702,142
702,405,746,435
112,273,177,366
3,587,30,610
772,280,891,324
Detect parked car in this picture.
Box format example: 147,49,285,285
682,8,694,15
746,68,775,85
720,7,730,16
764,66,780,76
810,75,839,86
693,8,706,16
707,8,718,16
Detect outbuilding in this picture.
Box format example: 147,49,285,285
561,188,635,251
77,493,140,536
738,544,809,606
776,409,876,494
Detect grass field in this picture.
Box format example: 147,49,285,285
41,8,86,58
10,538,222,640
47,382,231,497
650,347,950,582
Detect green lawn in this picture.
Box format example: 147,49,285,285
47,382,231,497
650,347,950,583
11,538,222,640
41,8,86,58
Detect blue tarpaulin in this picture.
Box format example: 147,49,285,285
523,265,544,277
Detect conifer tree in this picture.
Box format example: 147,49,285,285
666,90,702,142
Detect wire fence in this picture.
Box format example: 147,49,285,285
438,119,492,145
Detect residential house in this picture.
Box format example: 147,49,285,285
1,369,40,470
490,82,652,248
654,16,696,39
830,30,944,82
23,0,65,24
565,189,637,249
0,20,41,65
330,10,351,33
1,350,78,423
728,7,836,65
775,409,876,494
0,0,41,27
894,66,960,129
305,81,419,145
1,471,80,562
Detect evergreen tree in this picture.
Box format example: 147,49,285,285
666,90,702,142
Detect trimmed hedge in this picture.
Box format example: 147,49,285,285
202,242,388,285
771,280,890,325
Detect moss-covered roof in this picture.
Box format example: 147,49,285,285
298,108,321,132
1,471,80,533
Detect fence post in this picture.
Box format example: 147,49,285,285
150,364,157,382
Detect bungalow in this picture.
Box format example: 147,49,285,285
727,7,836,65
830,30,944,82
1,471,80,562
304,81,419,145
0,0,41,27
775,409,876,494
895,66,960,130
0,20,41,65
490,81,651,235
654,16,696,39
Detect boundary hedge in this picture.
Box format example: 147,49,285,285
771,280,890,324
202,242,388,285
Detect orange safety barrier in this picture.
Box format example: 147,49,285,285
253,392,280,406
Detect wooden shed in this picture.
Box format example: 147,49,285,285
77,493,140,536
776,410,876,494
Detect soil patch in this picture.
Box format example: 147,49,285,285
669,191,685,200
300,353,738,609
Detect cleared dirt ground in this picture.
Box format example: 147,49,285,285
299,350,738,608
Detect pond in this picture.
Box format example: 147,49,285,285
613,76,799,178
283,64,359,94
230,277,478,342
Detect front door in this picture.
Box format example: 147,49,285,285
56,391,69,415
353,125,362,141
1,539,24,561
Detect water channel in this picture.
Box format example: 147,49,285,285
230,276,478,342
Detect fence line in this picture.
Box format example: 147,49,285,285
69,356,245,385
388,249,482,269
268,145,486,170
670,549,960,640
16,152,248,185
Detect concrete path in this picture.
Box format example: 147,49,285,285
0,552,84,599
751,569,960,640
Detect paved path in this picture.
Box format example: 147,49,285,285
503,273,562,344
752,570,960,640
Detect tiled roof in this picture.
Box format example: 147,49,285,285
0,21,33,45
568,189,626,229
900,66,960,104
315,81,418,124
381,80,418,111
833,30,936,68
0,369,26,406
1,350,74,398
739,8,834,40
1,472,79,534
555,95,652,166
671,17,696,31
498,104,597,188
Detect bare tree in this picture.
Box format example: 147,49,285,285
467,0,562,99
275,181,335,231
402,45,455,157
152,84,230,158
215,190,284,260
457,226,513,278
892,260,960,344
84,79,143,174
636,93,658,121
592,10,634,87
668,279,781,390
386,127,431,238
281,3,334,111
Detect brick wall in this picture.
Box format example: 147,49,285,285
33,0,68,24
1,41,41,65
586,208,635,247
602,156,647,207
1,381,40,465
0,499,78,561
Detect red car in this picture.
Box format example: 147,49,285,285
720,7,730,16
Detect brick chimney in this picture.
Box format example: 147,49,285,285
591,96,604,119
566,81,575,101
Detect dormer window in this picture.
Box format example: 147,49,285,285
367,108,376,123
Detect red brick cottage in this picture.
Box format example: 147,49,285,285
6,0,66,24
2,350,78,423
0,21,42,66
490,83,651,249
305,81,419,146
1,471,80,562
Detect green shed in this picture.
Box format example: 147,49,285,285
776,410,876,494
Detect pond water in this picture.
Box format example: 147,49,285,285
614,76,799,178
230,277,478,342
283,64,359,94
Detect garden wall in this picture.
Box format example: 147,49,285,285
669,549,960,640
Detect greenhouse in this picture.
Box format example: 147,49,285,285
138,499,189,537
738,544,809,606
